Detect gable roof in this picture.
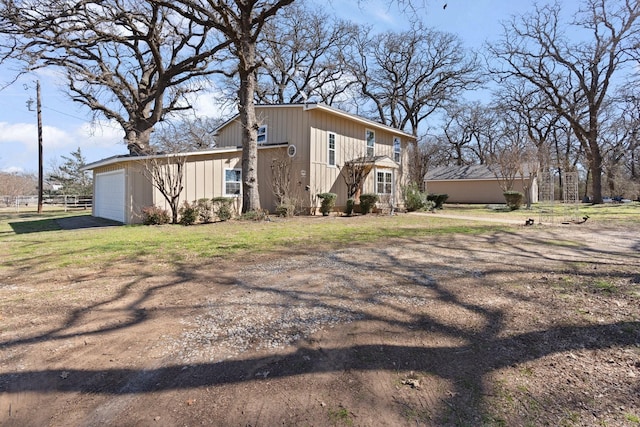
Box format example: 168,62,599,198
425,165,500,181
346,155,399,168
425,164,538,181
215,103,416,140
82,143,288,171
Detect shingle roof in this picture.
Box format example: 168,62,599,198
425,165,499,181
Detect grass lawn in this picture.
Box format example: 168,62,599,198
1,201,637,276
1,205,638,426
442,201,640,224
1,202,638,274
0,207,511,273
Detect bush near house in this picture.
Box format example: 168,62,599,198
179,201,199,226
403,184,429,211
275,196,296,217
503,191,524,211
344,198,356,216
213,197,234,221
427,193,449,209
318,192,337,216
359,193,379,214
275,203,295,217
141,205,171,225
196,198,214,223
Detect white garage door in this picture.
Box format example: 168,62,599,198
94,170,125,223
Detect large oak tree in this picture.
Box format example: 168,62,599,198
0,0,230,155
156,0,296,212
348,21,482,136
488,0,640,203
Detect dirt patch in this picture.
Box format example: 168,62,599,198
1,223,639,426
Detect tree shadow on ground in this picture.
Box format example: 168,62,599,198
1,228,639,425
8,214,121,234
2,322,638,424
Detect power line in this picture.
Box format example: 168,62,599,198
42,105,123,131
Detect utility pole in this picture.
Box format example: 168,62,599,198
36,80,43,214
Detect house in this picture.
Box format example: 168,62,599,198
84,103,416,224
424,164,538,204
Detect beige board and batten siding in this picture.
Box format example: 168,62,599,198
214,104,414,212
92,161,153,224
150,152,242,216
215,105,311,210
215,105,307,149
427,179,535,204
307,108,347,203
307,107,409,209
151,147,291,215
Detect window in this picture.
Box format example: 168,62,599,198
257,125,267,144
376,171,392,194
366,129,375,157
328,132,336,166
225,169,242,196
393,137,401,163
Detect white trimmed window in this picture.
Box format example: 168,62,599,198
366,129,375,157
393,137,401,163
376,170,392,194
328,132,336,166
257,125,267,144
224,169,242,196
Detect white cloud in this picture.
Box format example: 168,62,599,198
0,121,75,151
75,120,124,148
0,122,38,145
0,119,126,172
1,166,24,173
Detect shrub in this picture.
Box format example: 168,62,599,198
403,183,428,212
503,191,524,210
317,192,337,216
213,197,234,221
359,193,379,214
275,203,295,217
344,198,356,216
179,201,199,225
239,209,267,221
196,198,213,223
141,205,170,225
427,193,449,209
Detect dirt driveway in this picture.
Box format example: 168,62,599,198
1,223,639,426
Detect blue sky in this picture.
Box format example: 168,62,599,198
0,0,578,173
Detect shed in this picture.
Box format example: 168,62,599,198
424,165,538,204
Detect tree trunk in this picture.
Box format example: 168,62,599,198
588,137,604,204
126,128,153,156
170,197,179,224
237,39,261,213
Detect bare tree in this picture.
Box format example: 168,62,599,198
429,102,499,168
488,0,640,203
406,136,442,189
616,91,640,198
599,101,640,199
0,0,230,155
140,154,186,224
255,3,357,105
348,21,482,136
0,172,37,205
157,0,296,213
269,150,304,215
339,158,374,201
151,117,221,153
